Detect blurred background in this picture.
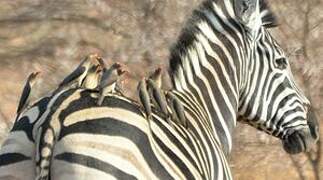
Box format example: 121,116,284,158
0,0,322,179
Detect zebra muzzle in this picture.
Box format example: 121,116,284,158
282,127,317,154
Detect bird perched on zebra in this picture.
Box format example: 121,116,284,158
16,71,41,115
148,67,163,88
137,77,152,120
138,67,172,125
0,0,320,179
81,64,103,90
166,91,188,129
146,78,170,121
139,67,188,128
147,67,170,119
58,54,102,89
97,62,127,105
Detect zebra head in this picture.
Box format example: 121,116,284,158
236,0,319,154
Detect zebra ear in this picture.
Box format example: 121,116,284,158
233,0,262,32
260,0,279,28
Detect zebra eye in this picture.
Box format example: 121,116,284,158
275,58,288,70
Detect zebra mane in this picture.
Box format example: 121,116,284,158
169,0,278,87
168,1,210,86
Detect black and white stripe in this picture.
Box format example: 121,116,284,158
0,0,318,179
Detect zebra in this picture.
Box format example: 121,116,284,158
0,0,320,179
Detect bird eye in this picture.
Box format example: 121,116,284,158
275,57,288,70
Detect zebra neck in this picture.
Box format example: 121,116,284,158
168,0,248,154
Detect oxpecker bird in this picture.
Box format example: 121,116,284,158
97,63,125,105
81,64,103,89
148,67,162,88
166,91,187,128
58,54,100,89
146,79,170,122
137,78,152,120
16,71,41,115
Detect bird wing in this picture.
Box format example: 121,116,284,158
138,80,152,116
100,69,118,88
150,84,168,114
59,66,86,87
17,82,31,114
173,98,186,127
